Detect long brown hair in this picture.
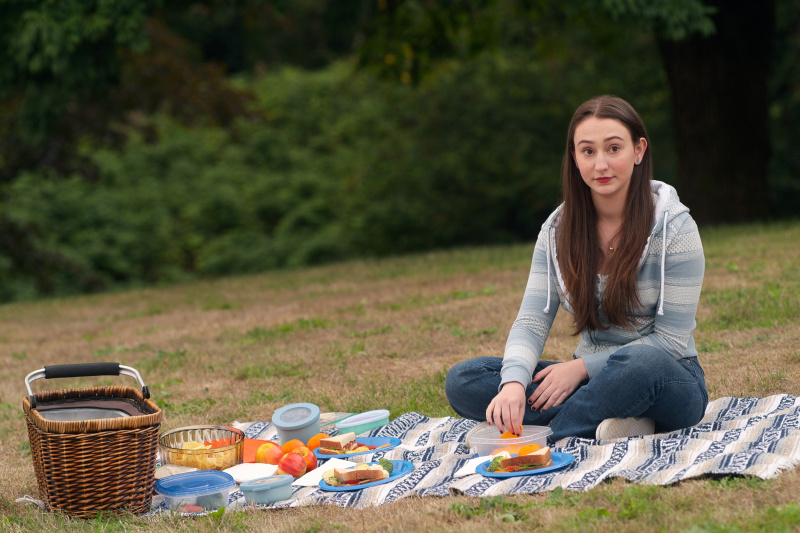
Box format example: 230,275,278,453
557,95,654,333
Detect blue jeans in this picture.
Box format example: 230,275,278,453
445,345,708,442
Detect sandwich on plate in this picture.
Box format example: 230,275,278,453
317,432,380,455
487,446,553,473
322,458,394,486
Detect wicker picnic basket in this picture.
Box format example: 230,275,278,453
22,363,162,518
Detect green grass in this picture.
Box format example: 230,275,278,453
685,503,800,533
337,367,455,419
450,496,533,522
235,361,311,380
700,283,800,331
699,221,800,332
239,318,329,344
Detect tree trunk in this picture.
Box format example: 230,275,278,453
657,0,775,224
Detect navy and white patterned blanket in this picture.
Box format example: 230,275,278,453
157,394,800,512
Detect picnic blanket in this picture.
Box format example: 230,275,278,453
149,394,800,513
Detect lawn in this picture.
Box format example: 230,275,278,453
1,221,799,532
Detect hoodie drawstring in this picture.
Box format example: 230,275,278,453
544,227,552,313
657,212,668,316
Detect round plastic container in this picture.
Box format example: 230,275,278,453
467,424,553,456
272,403,320,445
155,470,235,512
159,425,244,471
335,409,390,436
240,475,293,505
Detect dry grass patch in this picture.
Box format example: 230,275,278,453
1,222,799,531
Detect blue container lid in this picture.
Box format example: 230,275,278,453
272,403,320,431
155,470,235,497
240,475,293,493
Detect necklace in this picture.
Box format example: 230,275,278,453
599,224,620,252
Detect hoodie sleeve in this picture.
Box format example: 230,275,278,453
579,212,705,378
500,225,561,390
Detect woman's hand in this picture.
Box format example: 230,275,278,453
528,359,588,411
486,381,527,435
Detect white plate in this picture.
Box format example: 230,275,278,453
223,462,277,483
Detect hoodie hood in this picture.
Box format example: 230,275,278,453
542,180,688,316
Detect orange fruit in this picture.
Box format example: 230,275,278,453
281,438,306,454
306,432,330,451
518,443,543,456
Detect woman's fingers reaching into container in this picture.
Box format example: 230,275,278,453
486,381,526,435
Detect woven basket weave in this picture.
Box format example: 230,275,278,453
23,385,162,518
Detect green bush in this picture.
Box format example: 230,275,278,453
0,48,674,301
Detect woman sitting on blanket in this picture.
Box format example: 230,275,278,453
446,95,708,443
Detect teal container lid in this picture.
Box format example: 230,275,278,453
240,475,293,493
336,409,389,430
272,403,320,431
155,470,235,498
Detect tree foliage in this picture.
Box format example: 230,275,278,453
0,0,797,301
0,0,155,144
601,0,716,40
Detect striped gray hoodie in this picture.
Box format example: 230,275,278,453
500,180,705,388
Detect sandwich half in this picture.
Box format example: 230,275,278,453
317,432,357,454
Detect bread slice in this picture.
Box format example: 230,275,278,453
333,466,388,483
318,432,356,451
500,446,552,470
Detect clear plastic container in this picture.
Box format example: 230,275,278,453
155,470,235,512
335,409,390,435
159,425,244,470
467,424,553,456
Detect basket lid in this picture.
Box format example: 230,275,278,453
155,470,235,497
272,403,320,431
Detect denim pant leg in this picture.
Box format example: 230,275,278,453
548,345,709,441
445,356,566,427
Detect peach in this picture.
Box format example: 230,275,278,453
276,452,307,478
306,433,330,451
293,446,317,472
255,442,286,465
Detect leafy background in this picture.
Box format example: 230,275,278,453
0,1,798,303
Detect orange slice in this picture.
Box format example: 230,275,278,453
499,427,522,439
518,443,543,456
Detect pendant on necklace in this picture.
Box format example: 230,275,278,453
609,247,614,252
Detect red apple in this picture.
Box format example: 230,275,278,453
292,446,317,472
276,452,307,478
255,442,286,466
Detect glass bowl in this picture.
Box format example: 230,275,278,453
159,425,244,470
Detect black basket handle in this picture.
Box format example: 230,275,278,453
25,363,150,408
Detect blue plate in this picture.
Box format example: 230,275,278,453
477,452,575,478
318,460,414,492
313,437,401,460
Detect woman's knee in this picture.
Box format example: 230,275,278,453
606,345,676,376
445,357,502,419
